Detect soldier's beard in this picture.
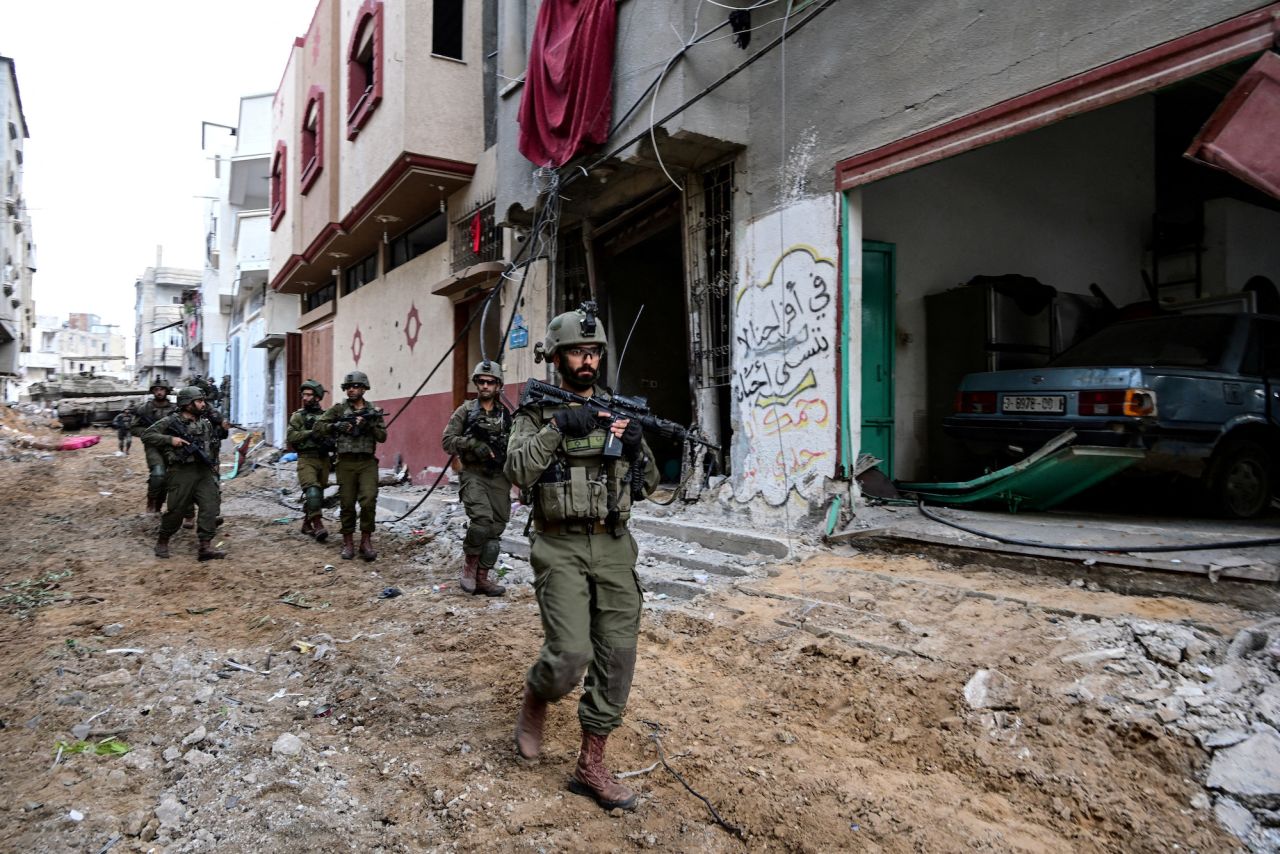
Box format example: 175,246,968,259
564,364,596,391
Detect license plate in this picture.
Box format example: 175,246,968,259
1001,395,1065,414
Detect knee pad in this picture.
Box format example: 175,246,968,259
479,538,501,569
149,463,167,479
303,486,324,514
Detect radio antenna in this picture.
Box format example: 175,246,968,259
612,305,645,389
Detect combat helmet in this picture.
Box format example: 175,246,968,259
176,386,206,407
471,360,503,385
341,370,371,390
150,376,174,394
299,379,327,400
534,300,608,364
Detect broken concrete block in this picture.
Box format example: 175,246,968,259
1255,684,1280,731
1207,731,1280,809
87,668,134,689
1137,634,1183,667
963,669,1021,711
1214,797,1257,840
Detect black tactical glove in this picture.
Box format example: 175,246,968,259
552,406,604,438
619,419,643,456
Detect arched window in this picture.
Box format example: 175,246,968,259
300,88,324,194
347,1,384,138
270,142,287,230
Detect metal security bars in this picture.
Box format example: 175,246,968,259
451,199,501,271
686,162,735,390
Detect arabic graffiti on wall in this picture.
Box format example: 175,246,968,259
731,198,838,505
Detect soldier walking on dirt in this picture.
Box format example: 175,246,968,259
441,360,512,596
131,378,177,512
315,371,387,561
143,386,226,561
111,408,134,455
505,303,659,812
287,379,333,542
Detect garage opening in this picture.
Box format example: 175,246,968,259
850,50,1280,517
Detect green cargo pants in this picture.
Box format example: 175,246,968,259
460,467,512,569
527,530,642,734
335,454,378,533
159,463,221,540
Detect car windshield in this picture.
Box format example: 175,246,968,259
1050,315,1236,369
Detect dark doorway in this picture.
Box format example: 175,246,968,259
594,198,691,482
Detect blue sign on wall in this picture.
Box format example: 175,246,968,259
509,314,529,350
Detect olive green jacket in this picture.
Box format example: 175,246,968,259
131,398,175,437
505,385,658,523
315,399,387,454
442,400,511,470
287,405,331,456
141,412,218,468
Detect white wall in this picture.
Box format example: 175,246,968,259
731,195,839,505
1204,197,1280,299
861,96,1155,478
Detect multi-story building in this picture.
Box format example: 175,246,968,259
492,0,1280,507
1,55,36,401
269,0,499,477
133,255,200,388
200,94,298,444
22,314,129,386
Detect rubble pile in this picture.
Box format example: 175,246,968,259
979,613,1280,850
0,403,62,459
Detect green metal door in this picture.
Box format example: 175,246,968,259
860,241,896,476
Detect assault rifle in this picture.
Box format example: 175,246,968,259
520,378,719,459
167,417,216,469
465,407,510,472
330,407,387,437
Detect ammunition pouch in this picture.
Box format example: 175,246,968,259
535,466,608,522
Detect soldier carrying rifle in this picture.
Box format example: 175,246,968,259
441,360,512,596
287,379,334,542
315,370,387,561
143,386,226,561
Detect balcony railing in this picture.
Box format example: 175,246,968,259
451,200,500,272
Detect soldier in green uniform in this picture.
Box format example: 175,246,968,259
131,378,177,512
315,370,387,561
287,379,333,542
441,360,512,596
505,304,659,812
143,386,226,561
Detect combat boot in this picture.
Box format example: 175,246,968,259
514,684,547,759
474,565,507,597
300,516,315,537
197,540,226,561
340,533,355,560
359,532,377,562
311,516,328,543
459,554,479,594
569,730,637,811
154,535,171,559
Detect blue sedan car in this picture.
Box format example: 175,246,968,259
945,313,1280,518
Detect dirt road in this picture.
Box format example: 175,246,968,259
0,440,1274,852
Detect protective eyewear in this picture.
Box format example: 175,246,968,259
565,346,603,361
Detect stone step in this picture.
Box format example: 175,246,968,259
642,547,752,578
629,517,791,560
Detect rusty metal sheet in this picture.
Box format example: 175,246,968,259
1185,51,1280,201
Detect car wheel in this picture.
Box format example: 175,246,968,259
1206,439,1274,519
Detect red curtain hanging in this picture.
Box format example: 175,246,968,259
517,0,617,168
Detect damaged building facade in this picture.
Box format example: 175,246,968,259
262,0,1279,507
1,54,36,402
268,0,502,481
493,0,1280,509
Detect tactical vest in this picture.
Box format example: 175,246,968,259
133,399,175,434
462,400,512,470
291,407,329,455
531,400,638,525
153,413,217,468
332,401,382,455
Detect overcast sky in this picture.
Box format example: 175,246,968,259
4,0,316,339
